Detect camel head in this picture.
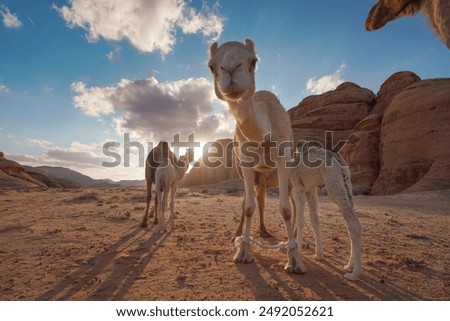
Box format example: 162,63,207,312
365,0,424,31
366,0,450,49
178,148,195,169
207,39,258,102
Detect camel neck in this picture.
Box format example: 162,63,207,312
228,97,263,141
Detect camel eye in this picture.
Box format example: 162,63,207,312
249,58,257,71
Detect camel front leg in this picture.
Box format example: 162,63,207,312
278,166,306,274
232,194,246,242
233,168,256,264
256,175,271,238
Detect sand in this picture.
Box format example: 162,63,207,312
0,182,448,301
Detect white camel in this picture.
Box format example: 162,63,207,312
208,39,304,274
290,141,362,280
233,141,363,280
140,141,177,228
365,0,450,49
155,148,193,233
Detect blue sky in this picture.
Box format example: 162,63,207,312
1,0,449,180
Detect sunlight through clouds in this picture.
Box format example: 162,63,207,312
71,76,234,144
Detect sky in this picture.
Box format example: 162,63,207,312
1,0,449,181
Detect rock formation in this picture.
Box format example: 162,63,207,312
372,78,450,194
288,82,376,146
340,71,422,193
340,114,383,194
0,156,48,189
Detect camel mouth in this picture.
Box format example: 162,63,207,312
223,90,246,100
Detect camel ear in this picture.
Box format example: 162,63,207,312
210,42,219,56
244,38,255,53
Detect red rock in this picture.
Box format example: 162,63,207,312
341,113,383,194
288,82,376,146
371,71,421,115
372,78,450,194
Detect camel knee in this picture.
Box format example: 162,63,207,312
244,206,255,218
281,207,292,221
348,219,362,238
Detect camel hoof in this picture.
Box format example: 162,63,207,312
233,240,253,263
233,251,254,263
344,272,360,281
140,221,148,228
344,264,353,272
314,253,324,260
285,246,307,274
284,262,307,274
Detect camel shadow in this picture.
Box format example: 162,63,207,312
236,246,426,300
37,226,167,300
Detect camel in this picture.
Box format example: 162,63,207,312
233,160,278,240
290,141,362,280
154,148,194,233
365,0,450,49
233,141,363,280
140,141,176,228
208,39,305,274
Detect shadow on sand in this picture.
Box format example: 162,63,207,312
38,226,169,300
236,246,426,300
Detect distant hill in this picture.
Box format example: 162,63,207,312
35,166,116,188
0,152,145,189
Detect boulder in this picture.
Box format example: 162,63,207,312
0,158,47,188
371,71,421,115
341,113,383,194
288,82,376,146
372,78,450,194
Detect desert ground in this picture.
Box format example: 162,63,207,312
0,181,448,301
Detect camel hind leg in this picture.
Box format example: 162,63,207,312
326,171,362,280
306,189,323,260
168,183,177,229
140,180,153,227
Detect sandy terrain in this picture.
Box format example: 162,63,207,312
0,182,448,301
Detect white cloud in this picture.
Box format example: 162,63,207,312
12,141,106,169
27,139,54,149
106,47,122,62
0,83,9,93
54,0,223,55
9,140,149,180
306,63,346,95
71,76,234,143
1,5,22,28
